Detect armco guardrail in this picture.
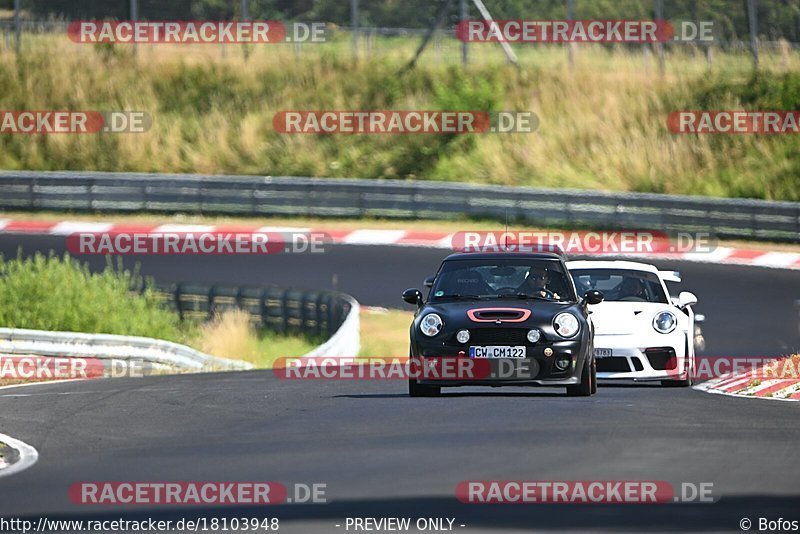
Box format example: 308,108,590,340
152,283,355,342
150,282,361,358
301,294,360,358
0,170,798,242
0,328,252,372
0,285,361,371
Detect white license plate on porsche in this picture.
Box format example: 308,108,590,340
469,346,526,359
594,348,613,358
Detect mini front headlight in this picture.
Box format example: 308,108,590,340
420,313,443,337
527,329,541,343
553,313,580,338
653,311,677,334
456,329,470,343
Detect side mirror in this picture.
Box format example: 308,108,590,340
402,288,423,307
424,275,435,288
583,290,604,305
678,291,698,308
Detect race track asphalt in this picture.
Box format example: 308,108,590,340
0,234,798,532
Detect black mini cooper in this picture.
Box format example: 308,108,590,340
402,251,603,397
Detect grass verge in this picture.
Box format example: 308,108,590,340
360,307,413,359
1,36,800,199
192,309,317,368
0,254,317,386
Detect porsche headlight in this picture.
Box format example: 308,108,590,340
420,313,443,337
653,311,677,334
553,313,580,338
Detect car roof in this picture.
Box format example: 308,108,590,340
565,260,660,274
443,251,566,262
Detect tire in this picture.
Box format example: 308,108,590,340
661,349,694,387
409,378,441,397
590,357,598,394
567,357,593,397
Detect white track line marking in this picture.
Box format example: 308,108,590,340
50,221,114,235
152,224,216,233
751,252,800,267
254,226,312,233
0,433,39,478
342,229,407,245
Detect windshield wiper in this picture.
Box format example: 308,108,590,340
435,294,483,300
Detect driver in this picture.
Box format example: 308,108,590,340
618,277,647,300
516,266,560,300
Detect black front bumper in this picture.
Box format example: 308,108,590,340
410,337,588,386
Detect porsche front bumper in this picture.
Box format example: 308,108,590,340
593,332,689,382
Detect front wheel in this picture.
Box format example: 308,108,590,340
661,353,694,387
567,357,594,397
409,379,441,397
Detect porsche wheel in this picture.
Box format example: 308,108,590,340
661,341,694,387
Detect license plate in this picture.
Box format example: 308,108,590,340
469,346,527,359
594,348,613,358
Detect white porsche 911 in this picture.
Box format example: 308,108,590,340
566,260,698,386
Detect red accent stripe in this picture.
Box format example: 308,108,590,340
103,224,162,234
397,231,450,244
1,220,58,233
721,377,756,393
751,380,798,397
726,249,764,260
314,228,351,241
466,307,532,323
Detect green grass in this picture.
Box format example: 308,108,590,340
0,252,185,340
1,35,800,200
0,253,316,369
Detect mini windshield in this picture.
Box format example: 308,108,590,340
570,269,668,303
430,258,575,302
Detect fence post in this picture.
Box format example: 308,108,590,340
241,0,250,60
130,0,138,58
654,0,665,76
351,0,359,62
746,0,759,68
460,0,469,66
566,0,575,70
13,0,20,55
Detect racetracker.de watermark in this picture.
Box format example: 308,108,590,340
457,481,715,504
456,20,715,43
673,355,800,381
450,231,716,255
69,482,327,505
0,355,161,380
68,21,326,44
273,111,538,134
67,231,328,255
668,111,800,134
273,357,526,381
0,111,151,134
